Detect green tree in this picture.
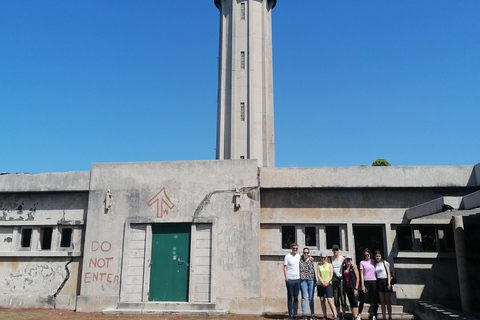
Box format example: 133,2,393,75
372,158,391,166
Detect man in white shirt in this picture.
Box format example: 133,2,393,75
284,242,301,319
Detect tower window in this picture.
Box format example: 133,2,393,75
240,51,245,69
240,102,245,121
241,3,245,20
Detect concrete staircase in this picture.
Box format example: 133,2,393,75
103,302,227,315
355,303,413,319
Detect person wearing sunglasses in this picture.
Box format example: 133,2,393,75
300,248,317,320
284,243,301,320
316,252,338,320
331,244,346,320
358,248,378,320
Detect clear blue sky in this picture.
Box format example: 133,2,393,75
1,1,479,174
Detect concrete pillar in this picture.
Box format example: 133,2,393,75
452,216,472,314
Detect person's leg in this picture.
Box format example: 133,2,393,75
385,291,392,319
346,288,357,318
326,286,337,318
320,296,327,319
340,280,346,318
370,281,378,319
300,280,307,316
358,287,366,315
332,280,340,317
307,280,315,317
378,292,386,320
286,280,294,317
293,279,301,318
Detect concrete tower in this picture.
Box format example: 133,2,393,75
214,0,276,167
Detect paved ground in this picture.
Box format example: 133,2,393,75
0,309,412,320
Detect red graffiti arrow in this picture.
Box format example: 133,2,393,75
147,187,174,218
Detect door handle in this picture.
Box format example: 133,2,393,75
178,258,185,265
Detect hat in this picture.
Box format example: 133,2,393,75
332,244,339,250
320,251,328,257
345,254,352,260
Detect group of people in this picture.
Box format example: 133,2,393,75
284,243,393,320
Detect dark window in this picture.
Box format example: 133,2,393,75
445,227,455,250
40,227,53,250
439,226,455,251
282,226,295,249
305,226,316,247
397,226,413,251
326,226,340,249
60,228,73,248
420,226,436,251
21,228,32,248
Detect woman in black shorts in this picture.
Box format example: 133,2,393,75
374,251,392,320
342,254,360,320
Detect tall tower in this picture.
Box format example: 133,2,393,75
214,0,276,167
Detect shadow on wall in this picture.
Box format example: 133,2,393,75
393,218,480,315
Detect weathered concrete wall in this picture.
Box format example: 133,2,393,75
0,172,89,310
260,165,477,188
0,171,90,192
0,257,82,310
258,169,478,314
76,160,261,313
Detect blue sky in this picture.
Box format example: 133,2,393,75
1,1,479,174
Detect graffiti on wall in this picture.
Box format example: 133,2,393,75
83,240,119,285
147,187,174,218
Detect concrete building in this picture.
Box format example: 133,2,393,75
0,0,479,318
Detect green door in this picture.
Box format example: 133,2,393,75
149,223,191,301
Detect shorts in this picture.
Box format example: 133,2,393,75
317,284,333,298
376,278,390,292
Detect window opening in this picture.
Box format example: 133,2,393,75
420,226,436,251
305,226,316,247
282,226,295,249
240,3,245,20
40,227,53,250
240,51,245,69
325,225,340,249
60,228,73,248
20,228,32,248
240,102,245,121
397,226,413,251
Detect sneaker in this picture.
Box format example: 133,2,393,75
303,316,307,320
356,315,362,320
372,316,376,320
311,316,317,320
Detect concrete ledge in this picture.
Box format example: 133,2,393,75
416,301,479,320
105,302,226,315
406,197,462,220
462,190,480,210
260,165,476,188
0,171,91,192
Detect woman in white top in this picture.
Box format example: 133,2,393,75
374,250,392,320
331,245,346,319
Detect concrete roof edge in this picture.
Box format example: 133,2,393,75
0,171,91,192
259,165,476,188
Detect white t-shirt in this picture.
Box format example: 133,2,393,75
375,261,389,279
284,253,301,280
332,256,344,278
